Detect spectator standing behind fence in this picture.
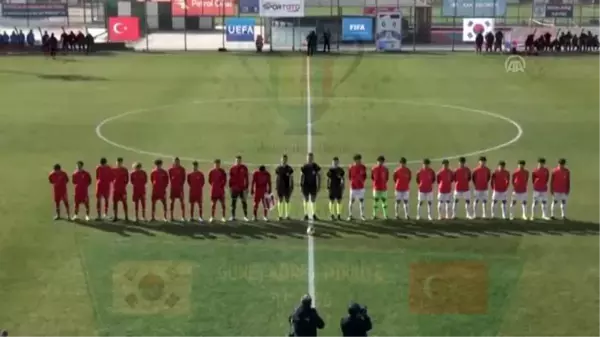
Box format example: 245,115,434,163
322,30,330,53
27,29,35,47
306,31,317,56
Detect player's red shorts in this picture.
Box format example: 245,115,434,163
211,193,225,202
189,193,202,203
132,193,145,203
96,188,110,199
253,191,267,204
152,191,166,202
170,188,184,200
74,193,89,204
113,192,127,203
54,190,68,203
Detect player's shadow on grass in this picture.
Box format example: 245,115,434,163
0,69,108,81
74,218,599,240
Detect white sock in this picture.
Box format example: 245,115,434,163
481,201,487,217
359,200,364,217
465,201,471,218
445,202,451,218
510,202,516,218
348,200,354,217
560,202,566,218
437,202,443,218
521,203,527,218
394,201,400,217
473,201,479,218
501,201,507,219
491,201,497,217
403,201,409,218
452,201,458,218
427,202,432,218
541,202,548,218
531,202,537,218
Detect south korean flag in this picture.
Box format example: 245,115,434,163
462,18,495,42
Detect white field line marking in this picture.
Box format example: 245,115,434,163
305,56,316,306
95,97,523,167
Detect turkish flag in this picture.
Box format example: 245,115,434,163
409,261,488,314
108,16,140,42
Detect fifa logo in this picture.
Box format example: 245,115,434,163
505,55,526,73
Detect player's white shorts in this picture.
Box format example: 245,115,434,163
533,191,548,202
437,192,452,202
395,190,409,201
454,191,471,200
418,192,434,202
349,189,365,200
474,190,489,201
553,193,569,202
492,191,508,201
511,192,528,203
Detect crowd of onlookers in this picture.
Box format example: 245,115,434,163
0,28,95,55
0,29,36,47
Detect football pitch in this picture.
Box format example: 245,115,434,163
0,51,598,336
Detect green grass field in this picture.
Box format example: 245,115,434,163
0,52,598,336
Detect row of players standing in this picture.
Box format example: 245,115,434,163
525,30,600,53
48,153,570,223
41,30,95,57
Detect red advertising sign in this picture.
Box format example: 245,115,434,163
172,0,236,16
363,6,398,15
108,16,140,42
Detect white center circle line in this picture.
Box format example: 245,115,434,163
95,97,524,166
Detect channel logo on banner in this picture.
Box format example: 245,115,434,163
240,0,259,13
342,17,373,42
259,0,304,17
226,18,255,42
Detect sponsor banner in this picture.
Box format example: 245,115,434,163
545,4,573,18
342,17,373,41
108,16,140,42
1,3,67,17
376,11,402,51
240,0,260,13
225,18,255,42
259,0,304,17
172,0,236,16
442,0,506,17
462,18,494,42
362,6,397,15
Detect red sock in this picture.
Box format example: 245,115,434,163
113,203,118,218
170,200,175,219
181,201,185,218
198,202,203,218
123,201,128,218
162,200,167,218
64,200,70,216
211,201,216,217
220,201,225,217
96,199,101,216
74,203,80,216
103,197,109,215
84,202,90,216
135,201,139,218
151,201,156,219
190,203,195,219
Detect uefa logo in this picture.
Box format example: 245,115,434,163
505,55,526,73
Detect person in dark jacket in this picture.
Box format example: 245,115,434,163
322,30,331,53
340,302,372,337
306,31,317,56
475,32,484,54
289,294,325,336
26,29,35,47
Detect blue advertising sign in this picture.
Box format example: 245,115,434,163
341,17,373,42
225,18,256,42
1,3,67,17
239,0,259,14
442,0,506,17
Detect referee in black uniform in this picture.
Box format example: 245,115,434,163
327,157,345,220
301,153,321,221
275,154,294,220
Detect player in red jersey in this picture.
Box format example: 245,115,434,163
150,159,169,221
95,157,113,219
348,154,367,221
551,158,570,220
130,162,148,222
112,157,129,221
49,164,70,220
72,161,91,221
531,157,550,220
490,160,510,219
71,161,92,221
416,158,435,220
168,157,186,221
187,161,205,222
251,165,272,221
453,157,473,219
393,157,412,220
229,155,249,221
510,160,529,220
209,159,227,223
472,156,491,218
436,159,453,220
371,155,389,220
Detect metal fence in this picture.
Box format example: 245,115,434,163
0,0,598,50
